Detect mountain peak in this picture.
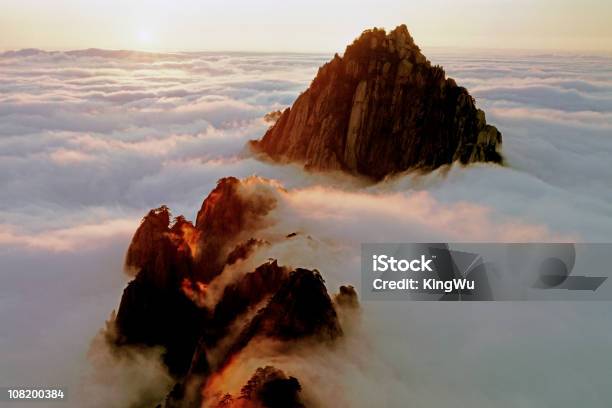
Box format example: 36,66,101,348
349,24,417,54
250,24,502,180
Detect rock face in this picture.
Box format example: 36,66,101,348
194,177,278,282
116,207,206,376
207,260,289,346
101,176,358,407
112,178,279,377
216,366,305,408
250,25,502,179
225,268,343,361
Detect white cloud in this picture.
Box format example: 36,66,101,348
1,48,612,407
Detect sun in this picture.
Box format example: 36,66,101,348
135,29,155,48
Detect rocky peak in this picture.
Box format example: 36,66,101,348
124,206,197,288
111,177,282,379
216,366,304,408
223,268,343,365
194,177,278,281
250,24,502,180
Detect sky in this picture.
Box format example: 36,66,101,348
1,0,611,52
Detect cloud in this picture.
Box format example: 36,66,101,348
1,48,612,407
0,218,137,252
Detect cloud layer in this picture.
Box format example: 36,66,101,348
1,48,612,407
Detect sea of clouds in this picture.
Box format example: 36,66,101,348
1,48,611,407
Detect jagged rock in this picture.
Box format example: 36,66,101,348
194,177,278,281
195,177,276,239
216,366,304,408
103,177,348,407
115,207,206,376
111,177,280,378
208,260,289,344
250,25,503,179
334,285,359,309
225,268,342,361
248,267,342,341
114,272,207,377
124,207,197,288
162,259,287,408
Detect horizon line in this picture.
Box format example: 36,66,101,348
2,45,612,57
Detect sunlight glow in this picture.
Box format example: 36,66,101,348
135,29,154,48
0,0,611,52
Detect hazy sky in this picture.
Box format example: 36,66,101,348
1,0,611,53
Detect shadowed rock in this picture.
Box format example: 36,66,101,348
216,366,305,408
116,207,206,376
334,285,359,309
208,260,290,345
250,25,502,179
112,177,279,378
124,207,198,288
194,177,278,281
225,268,342,362
103,178,347,407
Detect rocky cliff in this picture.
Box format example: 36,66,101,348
101,176,356,407
215,366,305,408
250,25,502,179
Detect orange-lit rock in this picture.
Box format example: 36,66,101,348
105,179,352,406
251,25,503,180
215,366,304,408
195,177,278,282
